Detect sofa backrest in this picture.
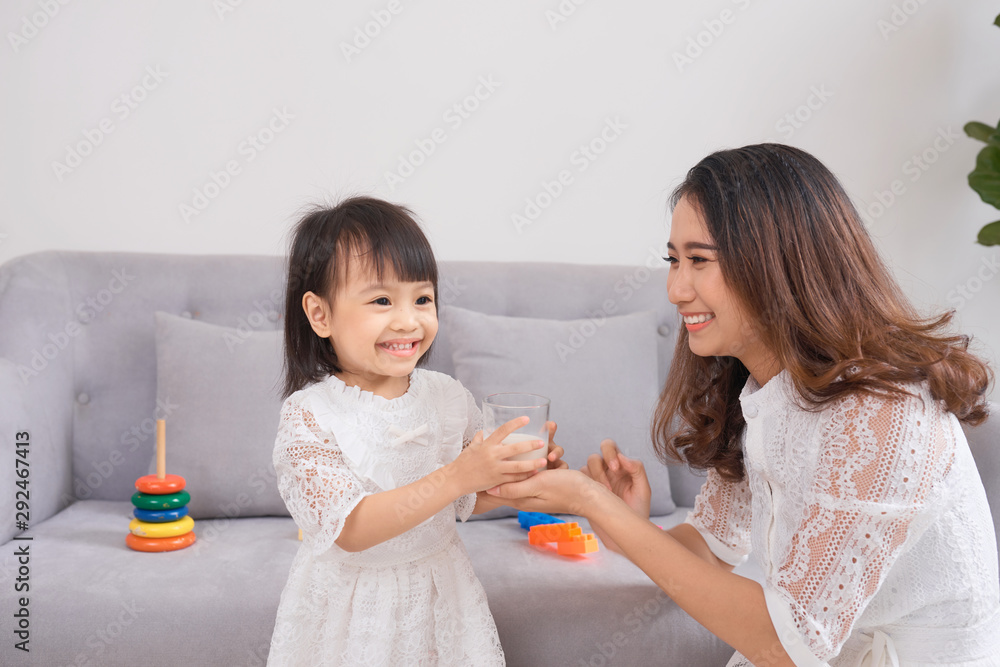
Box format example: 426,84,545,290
0,251,687,516
0,252,289,523
2,250,997,551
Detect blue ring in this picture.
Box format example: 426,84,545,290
133,506,189,523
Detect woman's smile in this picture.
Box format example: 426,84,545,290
681,312,716,331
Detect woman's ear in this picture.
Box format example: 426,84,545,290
302,291,333,338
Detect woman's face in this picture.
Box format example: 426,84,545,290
666,196,777,382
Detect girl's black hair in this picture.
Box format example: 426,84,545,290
281,196,439,398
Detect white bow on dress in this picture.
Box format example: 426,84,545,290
387,423,430,447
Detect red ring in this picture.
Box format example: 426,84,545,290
125,531,196,553
135,474,186,494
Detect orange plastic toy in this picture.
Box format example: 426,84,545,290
528,522,599,555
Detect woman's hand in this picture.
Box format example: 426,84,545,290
486,468,607,517
450,417,547,495
544,421,568,470
582,439,651,520
579,439,652,553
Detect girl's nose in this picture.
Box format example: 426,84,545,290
392,305,418,330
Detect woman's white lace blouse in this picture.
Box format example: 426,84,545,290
686,370,1000,666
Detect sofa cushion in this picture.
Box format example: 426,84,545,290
153,311,286,519
0,500,296,666
0,501,748,667
439,305,675,517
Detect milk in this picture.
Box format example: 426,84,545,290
502,431,548,463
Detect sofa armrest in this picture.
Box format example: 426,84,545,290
965,403,1000,550
0,255,77,544
0,359,74,544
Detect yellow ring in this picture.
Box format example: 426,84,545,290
129,515,195,538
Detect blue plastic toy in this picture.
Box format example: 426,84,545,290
517,511,566,531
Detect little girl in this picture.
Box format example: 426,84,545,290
266,196,560,666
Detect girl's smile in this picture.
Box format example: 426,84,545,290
377,338,422,357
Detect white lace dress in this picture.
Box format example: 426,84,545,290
686,371,1000,667
266,369,505,667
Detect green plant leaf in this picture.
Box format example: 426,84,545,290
965,121,996,143
977,220,1000,246
994,12,1000,27
969,145,1000,209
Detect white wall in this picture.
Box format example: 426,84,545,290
3,1,999,398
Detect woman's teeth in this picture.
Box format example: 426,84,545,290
683,314,715,324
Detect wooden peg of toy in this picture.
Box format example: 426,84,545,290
156,419,166,480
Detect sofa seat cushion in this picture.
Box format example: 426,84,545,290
0,502,765,667
459,510,762,666
0,501,296,667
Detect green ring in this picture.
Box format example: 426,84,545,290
131,490,191,510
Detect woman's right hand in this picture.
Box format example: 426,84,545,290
582,438,651,520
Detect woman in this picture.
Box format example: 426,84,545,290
488,144,1000,666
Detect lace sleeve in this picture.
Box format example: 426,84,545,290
684,467,752,566
273,395,371,555
767,389,956,662
463,387,484,448
453,387,483,521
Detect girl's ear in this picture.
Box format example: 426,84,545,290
302,291,333,338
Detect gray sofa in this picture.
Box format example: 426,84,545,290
0,251,997,667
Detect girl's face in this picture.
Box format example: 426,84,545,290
304,259,438,398
666,196,778,384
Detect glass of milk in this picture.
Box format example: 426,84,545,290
482,393,550,464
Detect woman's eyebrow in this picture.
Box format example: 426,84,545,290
666,241,718,251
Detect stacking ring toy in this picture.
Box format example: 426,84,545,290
126,420,196,553
135,473,186,494
133,506,189,523
131,490,191,511
129,515,195,538
125,531,197,553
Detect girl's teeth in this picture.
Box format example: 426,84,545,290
684,314,715,324
386,342,413,350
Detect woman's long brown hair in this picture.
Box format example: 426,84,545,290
653,144,993,481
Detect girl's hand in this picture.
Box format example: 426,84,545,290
544,421,568,470
485,468,605,517
450,417,547,495
582,439,651,520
